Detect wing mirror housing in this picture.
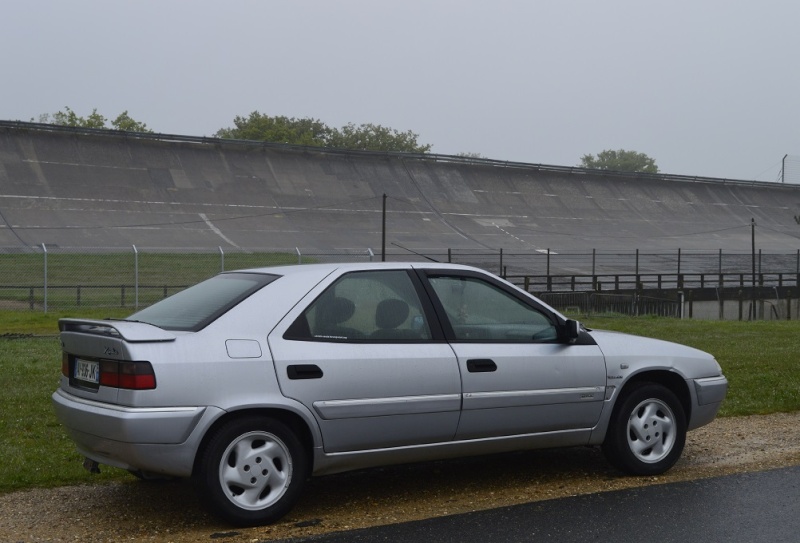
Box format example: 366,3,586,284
564,319,581,343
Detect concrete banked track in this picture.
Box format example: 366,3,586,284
1,121,799,257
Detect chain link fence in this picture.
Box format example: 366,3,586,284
2,246,800,313
0,246,377,312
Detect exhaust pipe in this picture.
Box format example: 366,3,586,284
82,457,101,474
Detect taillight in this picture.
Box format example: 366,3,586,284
61,353,69,377
99,360,157,390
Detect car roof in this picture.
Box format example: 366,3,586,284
227,261,486,277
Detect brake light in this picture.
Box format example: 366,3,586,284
99,360,156,390
61,353,69,377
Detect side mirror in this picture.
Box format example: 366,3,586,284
564,319,581,343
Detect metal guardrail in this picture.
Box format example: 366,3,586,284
539,292,680,318
0,285,189,310
511,272,800,292
2,245,800,313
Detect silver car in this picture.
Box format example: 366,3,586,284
52,263,727,526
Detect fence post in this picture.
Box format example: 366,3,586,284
737,289,743,321
133,245,139,310
546,249,551,291
499,248,503,277
41,243,48,313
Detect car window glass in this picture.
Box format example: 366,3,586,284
289,270,432,341
129,273,278,331
428,275,557,342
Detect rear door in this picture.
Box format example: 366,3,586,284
269,268,461,453
419,270,607,440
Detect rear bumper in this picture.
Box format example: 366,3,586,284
52,389,221,477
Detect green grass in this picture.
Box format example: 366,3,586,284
0,251,309,309
583,316,800,417
0,335,130,493
0,309,132,336
1,313,798,495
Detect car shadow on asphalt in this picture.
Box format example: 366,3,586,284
79,446,618,538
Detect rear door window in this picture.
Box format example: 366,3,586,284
285,270,432,341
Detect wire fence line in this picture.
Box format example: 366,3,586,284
2,245,800,313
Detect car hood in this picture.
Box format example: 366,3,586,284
588,329,722,378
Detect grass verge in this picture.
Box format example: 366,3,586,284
582,316,800,417
1,313,798,494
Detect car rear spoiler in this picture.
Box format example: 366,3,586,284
59,319,176,343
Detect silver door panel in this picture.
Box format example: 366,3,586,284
313,412,462,453
313,394,461,419
452,342,607,438
269,339,461,453
456,404,604,440
463,386,605,410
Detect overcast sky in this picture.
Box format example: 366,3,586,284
4,0,800,182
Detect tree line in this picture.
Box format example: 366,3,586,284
32,107,658,172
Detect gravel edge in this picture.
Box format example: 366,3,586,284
2,411,799,543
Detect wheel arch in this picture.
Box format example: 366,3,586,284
192,407,316,477
617,370,691,424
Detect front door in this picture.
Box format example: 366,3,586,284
422,271,607,440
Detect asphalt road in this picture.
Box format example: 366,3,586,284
278,465,800,543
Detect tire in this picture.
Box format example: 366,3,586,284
194,416,308,526
602,382,686,476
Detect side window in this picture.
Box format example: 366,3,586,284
286,270,432,342
428,275,557,342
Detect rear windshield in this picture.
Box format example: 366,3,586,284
128,272,278,331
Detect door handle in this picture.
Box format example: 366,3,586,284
467,359,497,373
287,364,324,380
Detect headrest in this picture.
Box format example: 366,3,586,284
375,298,409,329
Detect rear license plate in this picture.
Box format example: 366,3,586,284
74,358,100,384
